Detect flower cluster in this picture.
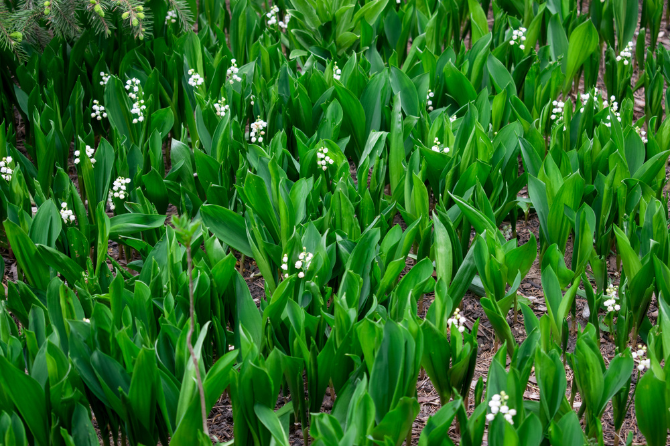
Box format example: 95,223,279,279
579,87,601,112
249,117,267,143
295,248,314,278
227,59,241,84
447,308,467,333
632,345,650,372
281,255,289,277
131,100,146,123
616,41,633,65
431,137,449,154
550,100,564,121
604,284,620,313
635,125,648,143
91,100,107,120
604,111,621,127
99,72,110,85
502,224,513,240
187,69,204,87
250,94,255,106
214,98,229,117
278,13,291,30
125,78,141,100
112,177,131,201
266,5,279,25
0,157,14,182
510,27,526,50
426,89,435,111
280,248,314,278
449,115,457,123
487,392,516,424
609,96,619,112
579,91,592,104
165,10,177,24
74,145,96,166
333,63,341,81
60,202,75,223
316,147,333,171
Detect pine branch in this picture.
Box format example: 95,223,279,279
114,0,151,39
167,0,194,33
84,0,115,37
13,1,50,50
0,1,29,62
46,0,82,40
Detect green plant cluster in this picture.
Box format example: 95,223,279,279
0,0,670,445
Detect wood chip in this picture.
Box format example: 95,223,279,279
418,395,440,405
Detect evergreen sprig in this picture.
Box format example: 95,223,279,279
0,0,27,61
114,0,151,40
1,0,196,64
13,1,51,50
84,0,115,37
167,0,193,32
44,0,82,39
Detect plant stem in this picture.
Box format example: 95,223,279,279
102,428,110,446
186,242,209,437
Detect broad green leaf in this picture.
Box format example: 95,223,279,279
201,204,253,257
109,214,166,236
563,20,598,93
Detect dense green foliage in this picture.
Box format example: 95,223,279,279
0,0,670,445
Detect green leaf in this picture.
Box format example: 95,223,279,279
418,397,461,446
0,356,49,446
128,347,158,430
104,76,138,145
597,354,633,416
371,397,420,444
449,192,498,237
613,225,642,280
468,0,489,43
390,66,419,117
389,93,404,197
29,199,61,248
635,371,667,446
3,220,50,290
108,214,166,236
352,0,388,26
255,405,290,446
548,14,568,63
234,271,262,356
37,244,85,286
535,350,566,423
200,204,253,257
150,108,175,139
71,403,99,446
334,85,366,159
563,20,599,93
433,213,453,286
443,62,477,107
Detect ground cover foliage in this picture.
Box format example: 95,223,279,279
0,0,670,445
